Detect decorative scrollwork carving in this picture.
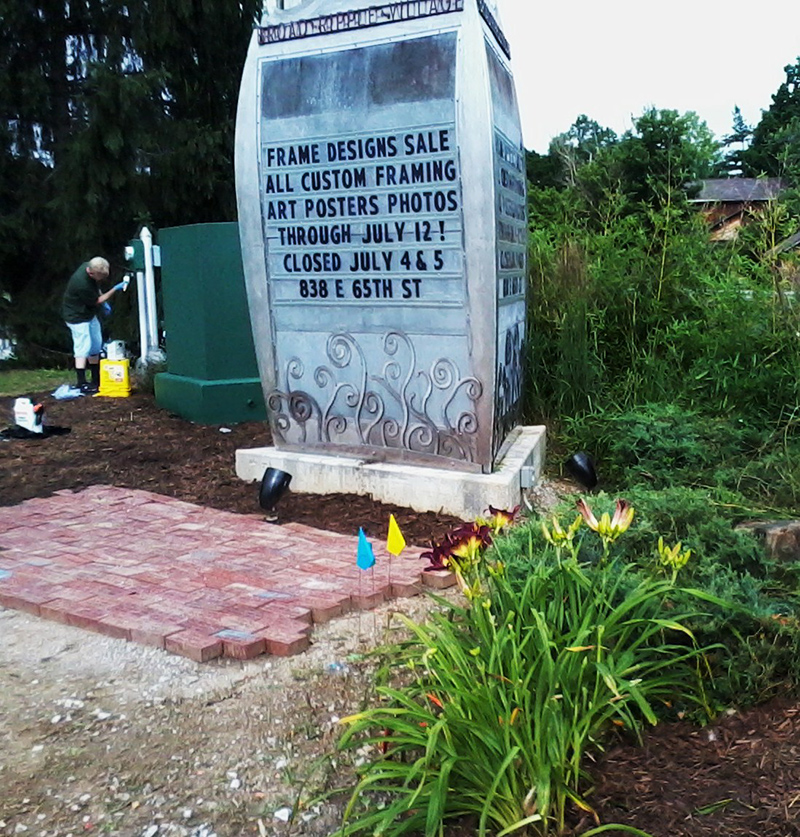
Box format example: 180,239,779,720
267,330,483,464
492,322,524,460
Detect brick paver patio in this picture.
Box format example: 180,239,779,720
0,486,453,661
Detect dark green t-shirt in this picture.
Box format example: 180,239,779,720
62,262,100,323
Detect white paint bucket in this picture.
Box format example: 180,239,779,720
106,340,127,361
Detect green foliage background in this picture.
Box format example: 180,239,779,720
0,0,261,362
523,85,800,514
522,86,800,711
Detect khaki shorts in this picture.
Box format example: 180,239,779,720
66,317,102,358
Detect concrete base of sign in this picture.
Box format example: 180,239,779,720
235,426,546,520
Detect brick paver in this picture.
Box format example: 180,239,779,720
0,486,453,661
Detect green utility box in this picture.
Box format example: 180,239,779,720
154,222,266,424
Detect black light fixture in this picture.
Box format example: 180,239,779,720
259,467,292,522
564,451,598,490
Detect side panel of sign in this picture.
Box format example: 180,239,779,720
486,39,527,464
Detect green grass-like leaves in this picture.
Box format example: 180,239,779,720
0,367,69,397
335,547,712,837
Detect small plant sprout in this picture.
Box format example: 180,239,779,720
577,497,635,556
657,536,692,582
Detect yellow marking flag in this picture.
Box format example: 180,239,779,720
387,514,406,556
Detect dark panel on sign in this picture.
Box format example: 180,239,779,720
261,50,366,118
486,40,519,139
369,36,457,105
262,34,457,121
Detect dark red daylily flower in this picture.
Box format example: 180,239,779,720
488,504,520,528
421,520,497,574
420,538,453,571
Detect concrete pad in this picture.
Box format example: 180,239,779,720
236,425,546,520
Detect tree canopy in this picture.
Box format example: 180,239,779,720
527,109,721,234
742,57,800,179
0,0,261,357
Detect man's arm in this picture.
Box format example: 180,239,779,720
96,280,128,305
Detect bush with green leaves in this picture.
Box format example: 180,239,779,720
334,516,711,837
561,404,761,491
559,400,800,518
524,491,800,707
735,414,800,510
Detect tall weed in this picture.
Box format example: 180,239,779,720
525,204,800,426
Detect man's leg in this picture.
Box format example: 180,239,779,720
75,356,88,387
88,356,100,388
66,321,97,392
86,318,103,390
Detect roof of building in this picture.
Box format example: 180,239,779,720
688,178,786,203
769,229,800,256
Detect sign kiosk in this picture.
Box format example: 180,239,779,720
235,0,543,516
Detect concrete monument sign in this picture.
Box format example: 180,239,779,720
235,0,527,477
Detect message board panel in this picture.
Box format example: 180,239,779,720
487,39,527,461
236,0,526,472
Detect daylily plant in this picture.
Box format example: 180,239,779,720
657,535,692,582
541,513,583,561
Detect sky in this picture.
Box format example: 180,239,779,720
498,0,800,153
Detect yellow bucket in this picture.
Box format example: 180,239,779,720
98,359,132,397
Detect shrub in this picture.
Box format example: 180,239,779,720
561,404,761,491
516,491,800,708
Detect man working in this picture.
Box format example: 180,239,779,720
62,257,126,393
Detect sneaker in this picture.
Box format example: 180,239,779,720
79,382,99,394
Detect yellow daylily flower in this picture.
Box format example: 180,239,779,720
657,536,692,571
541,514,582,547
577,498,635,546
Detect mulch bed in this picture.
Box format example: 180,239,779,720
2,385,799,837
578,701,800,836
0,389,464,547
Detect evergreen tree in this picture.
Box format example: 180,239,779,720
0,0,261,357
742,57,800,180
127,0,262,226
720,106,753,176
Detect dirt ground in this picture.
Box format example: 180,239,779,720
2,388,800,837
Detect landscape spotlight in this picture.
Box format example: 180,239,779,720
259,467,292,522
564,451,598,490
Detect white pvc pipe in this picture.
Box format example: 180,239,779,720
135,268,148,364
140,226,160,361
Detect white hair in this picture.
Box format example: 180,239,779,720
87,257,109,275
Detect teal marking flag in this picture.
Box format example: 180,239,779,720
357,527,376,570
